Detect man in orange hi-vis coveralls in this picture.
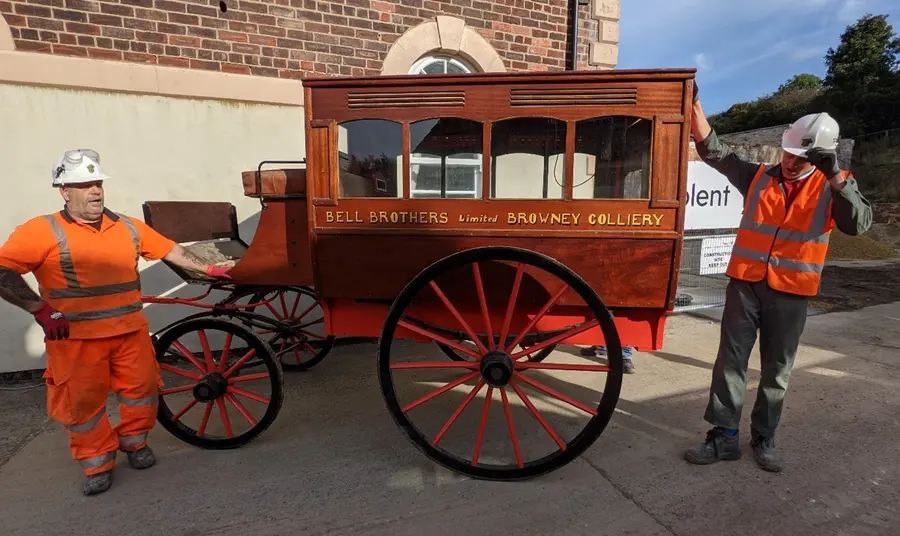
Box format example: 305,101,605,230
0,149,233,496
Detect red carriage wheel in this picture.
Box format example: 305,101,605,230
153,317,284,449
224,285,335,371
378,246,624,481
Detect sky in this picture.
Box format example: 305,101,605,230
616,0,900,115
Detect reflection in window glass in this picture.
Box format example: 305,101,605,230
409,55,475,75
490,118,566,199
409,118,483,199
573,116,651,199
337,120,403,198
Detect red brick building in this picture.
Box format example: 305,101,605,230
0,0,620,78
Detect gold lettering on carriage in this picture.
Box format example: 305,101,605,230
588,213,664,227
369,211,449,224
507,213,582,225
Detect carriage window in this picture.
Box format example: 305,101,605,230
573,116,651,199
409,118,482,199
490,118,566,199
337,119,403,198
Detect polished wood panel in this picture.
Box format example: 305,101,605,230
306,123,337,206
226,199,314,286
650,115,685,208
314,234,674,309
241,169,307,198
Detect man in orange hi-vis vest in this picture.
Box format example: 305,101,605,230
0,149,234,496
683,86,873,473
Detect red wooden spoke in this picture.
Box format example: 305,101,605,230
227,372,271,384
471,386,494,465
229,385,271,405
197,402,213,437
292,302,318,324
198,330,215,372
289,291,302,319
264,300,285,321
508,380,566,450
515,362,610,373
499,263,525,350
258,329,277,335
161,384,196,396
512,319,600,361
512,372,598,416
278,292,289,319
297,317,324,329
302,341,318,354
390,361,479,370
217,333,233,373
500,388,524,468
171,399,198,423
216,398,234,438
298,328,325,339
400,371,481,413
505,284,569,353
222,348,258,379
159,363,201,381
472,262,495,351
225,393,257,427
291,343,303,365
171,340,206,373
429,280,488,355
431,379,485,446
397,318,481,360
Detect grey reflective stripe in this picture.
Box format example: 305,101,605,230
42,215,80,289
119,433,148,447
67,407,105,433
119,214,141,277
767,256,824,273
730,246,769,263
64,301,144,322
47,279,141,299
80,451,116,469
117,393,158,407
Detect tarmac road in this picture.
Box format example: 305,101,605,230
0,302,898,536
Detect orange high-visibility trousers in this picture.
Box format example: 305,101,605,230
43,329,162,476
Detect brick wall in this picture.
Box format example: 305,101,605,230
0,0,613,78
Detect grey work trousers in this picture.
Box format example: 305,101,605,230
703,277,809,438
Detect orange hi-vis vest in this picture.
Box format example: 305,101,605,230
726,163,846,297
38,209,148,339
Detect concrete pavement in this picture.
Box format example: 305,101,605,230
0,302,898,536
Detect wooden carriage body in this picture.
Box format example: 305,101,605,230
225,68,696,352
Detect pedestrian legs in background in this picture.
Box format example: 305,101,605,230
580,345,635,374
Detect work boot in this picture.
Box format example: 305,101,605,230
83,470,112,496
126,446,156,470
684,427,742,465
751,432,783,473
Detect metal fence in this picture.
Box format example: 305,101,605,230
673,228,738,312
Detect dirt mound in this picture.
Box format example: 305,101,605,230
827,226,900,260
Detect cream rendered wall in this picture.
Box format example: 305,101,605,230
0,82,306,373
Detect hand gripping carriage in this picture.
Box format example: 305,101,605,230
139,68,697,481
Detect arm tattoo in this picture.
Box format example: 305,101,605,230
0,267,43,313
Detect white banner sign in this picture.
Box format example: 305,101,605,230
685,160,745,230
699,234,737,275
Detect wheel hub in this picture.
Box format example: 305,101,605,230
193,372,228,402
480,351,515,387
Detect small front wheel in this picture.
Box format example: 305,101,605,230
153,317,284,449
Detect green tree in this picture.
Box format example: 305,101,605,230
776,73,823,94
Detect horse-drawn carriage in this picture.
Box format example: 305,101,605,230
140,67,696,480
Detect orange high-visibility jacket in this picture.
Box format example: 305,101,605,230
0,208,176,339
726,163,847,297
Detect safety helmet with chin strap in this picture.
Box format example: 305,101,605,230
51,149,111,187
781,112,840,158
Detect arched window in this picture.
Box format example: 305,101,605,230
409,55,476,75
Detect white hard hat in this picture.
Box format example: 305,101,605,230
51,149,110,187
781,112,840,157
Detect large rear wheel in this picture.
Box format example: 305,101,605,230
378,246,623,481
